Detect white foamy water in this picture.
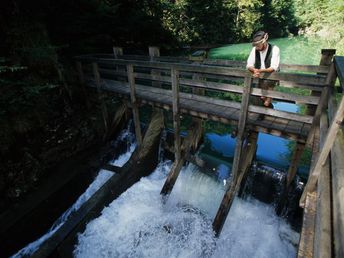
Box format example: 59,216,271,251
74,162,299,258
11,131,136,258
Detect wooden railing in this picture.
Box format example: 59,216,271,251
298,55,344,258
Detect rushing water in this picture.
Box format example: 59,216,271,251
11,128,137,258
74,162,298,258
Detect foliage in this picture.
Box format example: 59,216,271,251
294,0,344,55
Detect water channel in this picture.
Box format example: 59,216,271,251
12,37,322,257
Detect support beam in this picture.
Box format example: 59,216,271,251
127,64,143,147
212,75,253,236
171,68,181,163
160,122,203,196
287,143,306,187
92,62,109,134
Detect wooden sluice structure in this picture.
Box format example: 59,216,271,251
75,47,344,257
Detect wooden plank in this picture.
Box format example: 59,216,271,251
328,85,344,258
102,164,121,174
92,62,109,133
313,110,332,258
331,129,344,258
80,58,328,87
127,64,143,147
85,78,308,141
204,59,330,73
212,75,252,236
300,93,344,207
298,192,317,258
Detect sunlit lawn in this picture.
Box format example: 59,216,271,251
209,36,334,65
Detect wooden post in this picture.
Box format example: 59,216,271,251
148,46,160,62
171,68,181,163
113,47,123,59
212,75,252,236
149,46,162,89
160,69,205,197
306,49,336,116
286,143,305,187
127,64,143,147
92,62,109,133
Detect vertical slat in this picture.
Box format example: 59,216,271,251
92,62,109,132
171,67,181,163
127,64,143,147
212,75,252,236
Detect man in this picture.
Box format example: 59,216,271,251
246,31,280,108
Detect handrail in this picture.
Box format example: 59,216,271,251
76,56,327,87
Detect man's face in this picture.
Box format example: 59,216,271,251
255,42,267,51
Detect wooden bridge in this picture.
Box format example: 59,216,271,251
71,47,343,257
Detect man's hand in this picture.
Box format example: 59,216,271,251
253,68,260,78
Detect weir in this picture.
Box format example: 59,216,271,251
8,47,343,257
73,47,344,257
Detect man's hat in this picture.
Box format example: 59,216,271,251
252,31,269,46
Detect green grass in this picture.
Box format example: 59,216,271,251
209,36,336,65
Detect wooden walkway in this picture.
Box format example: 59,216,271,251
77,52,328,143
75,48,344,257
86,77,312,141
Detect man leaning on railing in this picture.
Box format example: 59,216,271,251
246,31,280,109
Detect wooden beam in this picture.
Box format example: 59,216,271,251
313,110,332,258
127,64,143,147
82,58,327,87
298,192,317,258
171,68,181,163
300,94,344,207
212,75,252,236
92,62,109,133
160,122,203,196
287,143,306,187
